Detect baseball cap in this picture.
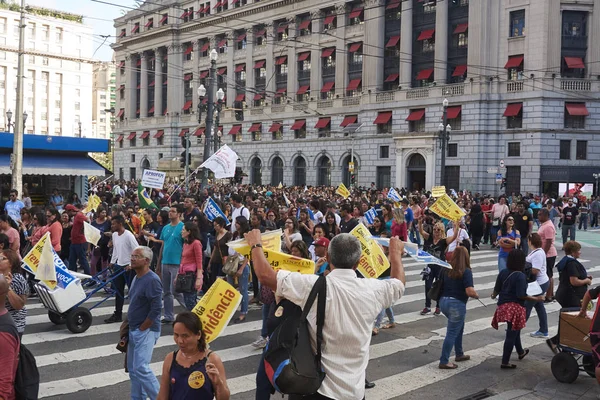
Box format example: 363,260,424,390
313,237,330,248
65,204,79,212
400,198,409,204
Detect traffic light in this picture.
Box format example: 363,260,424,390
180,151,186,169
500,178,507,189
234,167,243,184
351,173,356,186
181,136,190,149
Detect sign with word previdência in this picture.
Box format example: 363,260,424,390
350,223,390,278
141,169,167,189
192,279,241,343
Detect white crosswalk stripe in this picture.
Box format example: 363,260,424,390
21,250,595,399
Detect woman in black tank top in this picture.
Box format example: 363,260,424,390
157,312,230,400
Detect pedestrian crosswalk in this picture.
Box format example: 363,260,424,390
22,249,597,399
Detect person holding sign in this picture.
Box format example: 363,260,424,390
246,229,406,400
0,249,28,337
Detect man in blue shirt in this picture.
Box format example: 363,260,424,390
401,198,414,237
4,189,24,222
127,245,163,400
159,205,185,323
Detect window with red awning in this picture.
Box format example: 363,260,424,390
565,103,589,116
503,103,523,117
453,23,468,34
127,132,137,140
347,79,362,91
297,86,310,95
504,55,524,69
564,57,585,69
321,81,335,92
291,120,306,130
406,109,425,121
416,69,433,80
315,118,331,129
452,65,467,77
385,73,399,82
321,48,335,58
154,130,164,138
182,100,193,111
248,123,262,132
446,106,462,119
417,29,435,41
373,111,392,125
298,52,311,61
229,125,242,135
268,123,282,132
386,36,400,48
340,115,357,127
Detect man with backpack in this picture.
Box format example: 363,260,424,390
246,230,406,400
0,274,19,400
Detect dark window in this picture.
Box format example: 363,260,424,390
250,157,262,185
317,156,331,186
295,126,306,139
119,140,123,148
318,127,330,138
157,136,163,146
376,166,391,189
576,140,587,160
564,114,585,129
409,119,425,133
271,157,284,186
143,137,149,146
130,167,136,180
507,112,522,129
252,131,261,141
447,143,458,157
377,119,392,134
130,138,136,147
445,166,460,190
294,157,306,186
448,116,461,131
559,140,571,160
510,10,525,37
131,154,136,162
507,142,520,157
119,168,124,180
505,166,521,195
380,146,390,159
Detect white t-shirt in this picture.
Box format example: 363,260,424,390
446,228,470,252
311,210,323,224
526,248,549,286
230,205,250,233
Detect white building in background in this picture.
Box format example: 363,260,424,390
0,5,94,137
92,62,117,139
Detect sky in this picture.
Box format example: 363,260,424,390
25,0,127,61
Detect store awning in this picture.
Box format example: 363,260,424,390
315,117,331,129
248,123,262,132
277,24,288,33
0,154,106,176
199,70,209,79
452,65,467,77
324,15,336,25
127,132,137,140
386,0,400,9
236,32,247,42
253,93,263,101
268,122,282,132
417,29,435,41
194,127,205,137
454,23,468,34
228,125,242,135
154,130,164,138
321,81,335,92
181,10,189,19
406,109,425,121
297,85,310,95
184,74,193,81
503,103,523,117
184,46,193,55
149,81,155,87
116,134,124,142
131,25,139,34
159,15,168,24
348,42,362,53
386,36,400,48
385,73,399,82
117,61,125,69
253,60,266,69
213,1,222,8
347,79,362,91
373,111,392,124
446,106,462,119
298,52,311,61
321,47,335,58
416,68,434,80
291,120,306,130
504,55,524,69
235,94,245,102
276,56,287,65
255,29,266,37
340,115,357,127
217,38,227,48
116,109,124,118
140,131,150,139
565,103,589,116
564,57,585,69
200,42,210,52
275,88,287,96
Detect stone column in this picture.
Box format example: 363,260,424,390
245,30,255,103
310,10,323,96
546,0,562,77
364,0,384,91
394,141,405,188
168,43,184,116
140,52,149,118
193,40,201,113
265,24,276,100
434,0,448,84
399,0,413,87
154,48,163,116
286,27,297,96
125,54,136,120
590,0,600,77
335,3,348,96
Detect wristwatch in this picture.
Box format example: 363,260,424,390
251,243,263,251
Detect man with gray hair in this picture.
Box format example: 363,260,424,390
126,246,163,400
246,230,406,400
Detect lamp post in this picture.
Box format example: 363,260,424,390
6,110,13,132
10,0,26,196
213,88,224,153
199,49,219,188
438,98,452,187
594,173,600,197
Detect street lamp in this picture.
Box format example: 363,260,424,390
6,110,13,132
438,98,452,187
22,111,27,126
594,172,600,197
199,49,221,188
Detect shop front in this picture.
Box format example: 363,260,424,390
540,166,599,199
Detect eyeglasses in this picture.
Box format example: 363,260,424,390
507,218,514,222
130,254,144,259
285,221,293,224
434,228,443,232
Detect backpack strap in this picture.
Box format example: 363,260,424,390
301,275,327,362
168,350,178,389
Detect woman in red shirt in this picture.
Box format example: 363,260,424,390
391,208,408,242
180,222,203,311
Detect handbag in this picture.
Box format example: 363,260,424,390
175,271,197,293
427,269,446,302
222,254,243,276
260,284,275,305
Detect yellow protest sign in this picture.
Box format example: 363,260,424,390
350,223,390,278
21,233,76,290
83,222,101,246
83,194,102,214
261,248,315,274
227,229,282,258
192,279,241,343
429,194,466,221
336,183,350,199
432,186,446,198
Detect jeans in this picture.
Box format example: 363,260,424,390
161,263,186,321
68,243,90,275
439,297,467,365
579,214,588,230
562,224,576,244
227,264,250,315
592,212,599,228
375,307,395,329
183,292,197,311
490,225,501,243
519,240,529,256
410,225,421,246
128,328,160,400
260,302,271,338
424,264,441,309
502,322,524,365
112,265,134,315
255,348,274,400
525,281,549,334
498,256,507,272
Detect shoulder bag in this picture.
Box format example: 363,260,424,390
222,254,243,276
427,269,446,302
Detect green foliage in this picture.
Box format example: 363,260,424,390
0,1,84,23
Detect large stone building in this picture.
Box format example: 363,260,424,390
112,0,600,196
0,4,94,137
92,62,117,140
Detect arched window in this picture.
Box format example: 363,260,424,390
141,158,151,171
271,156,284,186
317,156,331,186
341,155,358,188
250,157,262,185
293,157,306,186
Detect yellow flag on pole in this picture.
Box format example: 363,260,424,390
336,183,350,199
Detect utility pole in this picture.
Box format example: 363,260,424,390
11,0,26,195
201,49,218,188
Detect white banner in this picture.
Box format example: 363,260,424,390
141,169,167,189
199,145,238,179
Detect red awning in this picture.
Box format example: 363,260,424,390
503,103,523,117
163,79,168,85
179,128,189,137
253,60,266,69
253,93,263,101
184,74,192,81
452,65,467,77
385,73,399,82
321,81,335,92
324,15,336,25
213,1,222,8
116,109,124,118
136,108,140,114
255,29,266,37
291,120,306,130
298,20,311,30
200,42,210,52
416,68,434,80
386,0,401,9
235,94,245,102
386,36,400,48
348,42,362,53
144,19,153,28
119,84,125,90
200,70,209,78
406,109,425,121
268,122,282,132
181,11,189,19
248,123,261,132
348,7,363,18
149,81,155,87
119,30,126,38
159,15,167,24
276,56,287,65
154,130,164,138
321,47,335,58
565,103,589,116
127,132,137,140
136,59,141,67
116,134,124,142
275,88,287,96
148,106,155,113
446,106,462,119
417,29,435,41
373,111,392,124
194,127,205,137
340,115,357,127
136,84,141,89
163,108,168,115
277,24,288,33
217,38,227,47
235,64,245,73
237,33,247,42
298,52,311,61
140,131,150,139
131,25,139,34
504,55,524,69
217,67,227,75
297,85,309,95
315,117,331,129
117,61,125,68
454,23,468,34
182,100,193,111
347,79,361,91
184,46,193,55
229,125,242,135
564,57,585,69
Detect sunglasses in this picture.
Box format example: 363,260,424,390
507,218,514,222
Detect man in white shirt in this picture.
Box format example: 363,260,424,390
247,230,406,400
4,189,24,222
230,194,250,234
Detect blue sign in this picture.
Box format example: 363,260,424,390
203,198,229,224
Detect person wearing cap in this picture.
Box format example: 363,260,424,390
529,196,543,228
66,204,91,275
313,237,330,275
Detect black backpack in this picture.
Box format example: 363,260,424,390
263,275,327,395
15,344,40,400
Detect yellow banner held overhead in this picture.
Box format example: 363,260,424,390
261,248,315,274
429,193,466,221
432,186,446,198
83,194,102,214
277,182,283,189
192,279,241,343
226,229,282,258
336,183,350,199
350,223,390,278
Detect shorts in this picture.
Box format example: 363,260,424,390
591,332,600,370
546,256,557,278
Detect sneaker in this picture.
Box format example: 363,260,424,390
473,244,480,251
530,331,549,338
434,307,441,316
104,313,122,323
420,308,431,315
251,337,268,349
161,317,174,324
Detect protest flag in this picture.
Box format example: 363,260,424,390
336,183,350,199
137,183,158,209
364,208,377,225
83,222,101,246
387,187,401,202
203,197,229,223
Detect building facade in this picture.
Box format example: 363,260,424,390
112,0,600,196
0,5,94,137
92,62,117,139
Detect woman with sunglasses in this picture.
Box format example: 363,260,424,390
369,217,386,237
282,218,302,254
496,215,521,272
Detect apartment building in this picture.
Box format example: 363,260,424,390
92,62,117,139
112,0,600,196
0,5,94,138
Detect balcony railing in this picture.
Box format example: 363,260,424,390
506,81,524,92
298,69,310,80
561,79,591,91
322,65,336,77
317,100,333,108
348,62,363,73
342,97,360,106
255,77,266,86
276,73,288,85
251,108,264,115
406,88,429,99
376,91,395,102
235,79,246,89
441,84,464,96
